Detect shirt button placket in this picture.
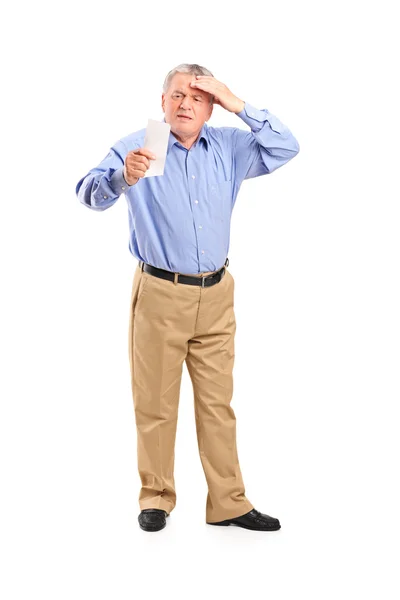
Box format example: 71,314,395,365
191,174,204,263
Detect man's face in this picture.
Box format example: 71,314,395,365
162,73,213,137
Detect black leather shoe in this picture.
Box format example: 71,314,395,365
138,508,169,532
207,508,281,531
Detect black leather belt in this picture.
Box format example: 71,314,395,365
139,257,229,288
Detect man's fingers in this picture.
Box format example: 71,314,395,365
133,147,156,159
132,154,150,168
135,161,148,172
124,147,156,185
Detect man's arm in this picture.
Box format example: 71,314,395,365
232,101,300,182
189,77,299,183
75,140,134,211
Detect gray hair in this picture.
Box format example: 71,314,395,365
163,63,215,104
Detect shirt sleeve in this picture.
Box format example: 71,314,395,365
75,140,133,211
233,101,300,183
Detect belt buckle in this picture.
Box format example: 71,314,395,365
201,275,206,288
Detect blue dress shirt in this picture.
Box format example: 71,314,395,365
75,101,300,274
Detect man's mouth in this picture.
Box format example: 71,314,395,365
177,115,192,120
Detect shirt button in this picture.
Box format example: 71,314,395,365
201,250,205,254
195,200,198,204
103,195,108,199
199,225,202,229
192,175,196,179
122,186,126,190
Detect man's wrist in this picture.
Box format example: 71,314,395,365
110,167,135,193
233,99,245,114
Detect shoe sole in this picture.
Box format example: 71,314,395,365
207,520,281,531
139,521,167,532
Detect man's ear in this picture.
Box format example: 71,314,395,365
206,103,214,121
161,93,165,112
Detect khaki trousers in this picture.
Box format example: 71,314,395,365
128,262,254,523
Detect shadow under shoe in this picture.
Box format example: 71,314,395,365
207,508,281,531
138,508,169,532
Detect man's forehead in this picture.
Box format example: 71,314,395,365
171,74,206,91
172,86,207,96
170,80,209,99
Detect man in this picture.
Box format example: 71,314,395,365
76,63,299,533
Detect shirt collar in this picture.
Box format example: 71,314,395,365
162,117,209,153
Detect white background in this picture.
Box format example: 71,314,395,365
1,0,399,598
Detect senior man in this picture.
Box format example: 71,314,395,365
76,63,300,533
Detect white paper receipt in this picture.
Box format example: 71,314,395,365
143,119,171,177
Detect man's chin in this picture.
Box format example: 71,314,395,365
174,119,195,129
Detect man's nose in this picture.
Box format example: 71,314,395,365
180,96,193,109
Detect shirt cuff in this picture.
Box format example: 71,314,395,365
236,101,287,134
110,167,131,194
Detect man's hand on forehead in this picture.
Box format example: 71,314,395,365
190,76,245,114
